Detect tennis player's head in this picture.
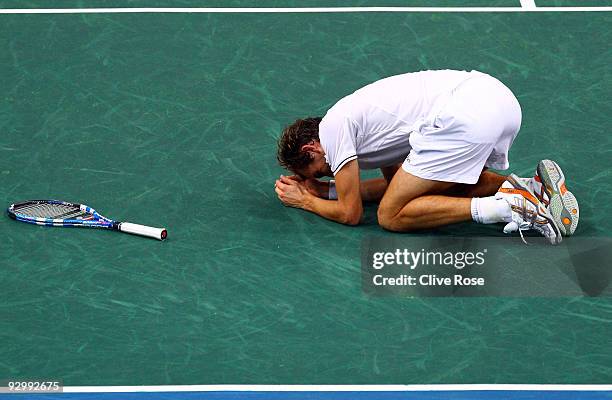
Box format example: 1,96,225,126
277,117,332,179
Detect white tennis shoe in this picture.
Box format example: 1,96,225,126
496,173,562,245
525,160,579,236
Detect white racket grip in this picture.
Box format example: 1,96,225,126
119,222,167,240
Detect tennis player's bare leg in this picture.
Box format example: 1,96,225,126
449,169,507,198
377,169,507,231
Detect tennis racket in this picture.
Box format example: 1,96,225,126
7,200,167,240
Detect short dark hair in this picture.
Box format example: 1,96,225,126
277,117,322,172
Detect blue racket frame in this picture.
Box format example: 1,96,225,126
7,200,120,230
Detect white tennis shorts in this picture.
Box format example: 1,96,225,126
402,71,522,184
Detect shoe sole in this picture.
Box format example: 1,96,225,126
536,160,579,236
506,174,562,245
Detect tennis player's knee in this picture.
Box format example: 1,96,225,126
377,207,392,230
377,205,408,232
378,216,400,231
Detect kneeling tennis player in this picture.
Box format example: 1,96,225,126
275,70,579,244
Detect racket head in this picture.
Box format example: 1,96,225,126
7,200,116,229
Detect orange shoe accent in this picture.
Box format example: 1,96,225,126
572,208,577,215
498,187,540,205
562,217,571,225
560,183,568,195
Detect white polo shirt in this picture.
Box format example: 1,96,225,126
319,69,475,175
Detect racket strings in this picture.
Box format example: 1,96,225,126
15,203,81,219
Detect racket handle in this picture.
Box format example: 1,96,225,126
119,222,167,240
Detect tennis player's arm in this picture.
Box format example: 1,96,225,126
312,164,399,202
359,164,401,202
360,178,388,202
307,178,385,202
303,160,363,225
309,177,386,202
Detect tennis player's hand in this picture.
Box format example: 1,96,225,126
285,175,327,198
275,175,312,208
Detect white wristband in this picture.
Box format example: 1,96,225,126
328,180,338,200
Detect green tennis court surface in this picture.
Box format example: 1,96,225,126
538,0,612,6
1,5,611,385
0,0,521,8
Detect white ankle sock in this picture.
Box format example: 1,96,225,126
471,196,512,224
